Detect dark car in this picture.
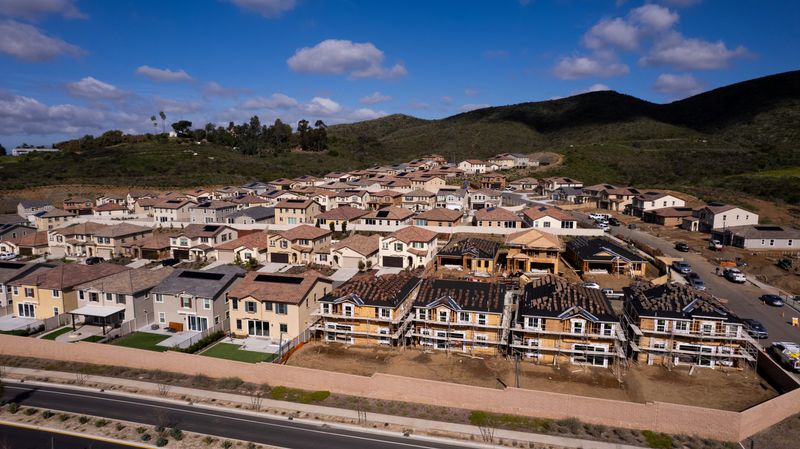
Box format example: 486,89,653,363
760,294,785,307
161,258,180,267
743,319,768,339
675,242,690,252
608,217,621,226
84,256,104,265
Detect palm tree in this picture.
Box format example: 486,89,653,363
150,115,157,133
159,111,166,133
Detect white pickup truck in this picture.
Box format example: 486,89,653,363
770,342,800,372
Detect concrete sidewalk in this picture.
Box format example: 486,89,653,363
3,367,645,449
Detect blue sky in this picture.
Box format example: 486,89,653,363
1,0,798,149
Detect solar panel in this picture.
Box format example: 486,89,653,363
754,225,783,231
376,211,389,218
202,225,220,232
178,271,225,281
254,274,304,285
0,262,25,270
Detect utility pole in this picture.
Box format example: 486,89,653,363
515,353,520,388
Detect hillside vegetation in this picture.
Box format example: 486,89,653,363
1,70,799,204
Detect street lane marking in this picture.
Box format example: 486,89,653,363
6,385,475,449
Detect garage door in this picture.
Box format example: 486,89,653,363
382,256,404,268
271,253,289,263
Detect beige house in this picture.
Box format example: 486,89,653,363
361,206,414,226
402,189,436,212
505,229,563,274
334,190,371,209
630,192,686,217
521,205,577,229
316,206,368,231
413,208,463,227
93,202,129,217
92,223,153,259
169,224,239,261
189,201,237,224
267,225,332,265
209,231,270,264
408,174,446,192
152,198,196,223
474,207,523,228
228,271,332,341
274,198,322,225
331,234,380,269
378,226,438,269
34,208,74,231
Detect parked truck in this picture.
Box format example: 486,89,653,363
770,342,800,372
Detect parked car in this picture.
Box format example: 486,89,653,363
608,217,621,226
675,242,690,252
723,268,747,283
589,213,610,221
84,256,104,265
596,222,610,232
770,342,800,371
672,261,692,274
688,276,706,291
582,282,601,289
601,288,624,298
709,239,723,250
0,252,17,261
743,319,768,339
760,294,785,307
160,258,180,267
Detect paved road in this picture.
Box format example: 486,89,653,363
0,424,134,449
2,383,475,449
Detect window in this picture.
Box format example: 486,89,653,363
655,319,667,332
247,320,269,337
236,319,242,330
458,311,470,323
417,308,429,320
674,321,688,333
78,291,85,300
231,299,238,310
12,286,18,296
394,243,403,252
701,322,715,335
24,288,34,298
319,254,327,262
52,289,60,297
321,303,331,314
412,242,424,249
203,298,212,310
116,294,126,304
280,323,288,333
264,301,273,311
180,297,192,308
571,320,585,334
478,314,487,325
343,304,353,317
280,241,288,249
438,310,449,323
245,301,257,313
276,303,288,315
600,323,613,336
106,293,113,302
525,317,542,330
379,308,391,319
543,221,550,228
475,334,488,348
154,294,163,303
158,312,166,323
53,307,59,316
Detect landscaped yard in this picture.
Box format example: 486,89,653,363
83,335,105,343
111,332,170,352
200,343,276,363
40,326,72,340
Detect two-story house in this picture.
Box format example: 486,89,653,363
334,190,371,210
152,198,196,223
435,187,468,211
458,160,488,174
224,206,275,225
520,205,577,230
92,223,153,259
360,207,414,227
408,174,446,192
17,200,53,219
189,201,238,224
316,271,422,345
63,197,94,216
316,206,368,232
480,174,507,190
692,203,759,232
34,208,75,231
468,189,502,210
274,198,322,225
566,238,646,277
402,189,436,212
379,226,438,269
267,225,332,265
630,192,687,217
414,208,463,227
366,190,403,210
435,237,499,273
474,207,523,228
508,178,538,192
169,224,239,261
330,234,380,269
505,229,563,274
539,177,583,195
0,261,55,309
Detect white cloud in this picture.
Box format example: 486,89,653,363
287,39,407,79
640,33,748,70
0,0,87,20
203,81,246,97
359,92,391,104
459,103,490,113
153,96,203,114
241,93,299,110
553,55,629,79
652,73,705,98
584,18,639,50
349,108,387,121
0,19,84,61
571,83,611,95
300,97,342,116
66,77,128,100
629,4,679,33
135,65,193,82
228,0,296,18
661,0,702,7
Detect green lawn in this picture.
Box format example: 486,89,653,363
111,332,170,352
83,335,105,343
40,326,73,340
200,343,277,363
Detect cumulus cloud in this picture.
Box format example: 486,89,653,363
630,4,679,33
240,93,299,110
571,84,611,95
287,39,407,79
0,19,84,61
299,97,342,116
652,73,705,98
66,77,128,100
359,92,391,104
640,33,749,70
349,108,387,121
0,0,87,20
135,65,193,82
554,55,629,79
584,18,639,50
459,103,490,113
228,0,296,18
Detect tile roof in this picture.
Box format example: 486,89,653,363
12,263,130,289
178,224,234,238
317,206,369,221
214,231,270,251
0,261,56,284
724,224,800,240
76,267,175,295
191,200,237,210
405,189,435,198
278,224,331,241
521,205,573,222
321,270,421,307
414,279,506,313
40,208,74,218
370,190,403,198
94,223,152,238
388,226,438,243
19,200,52,208
121,232,172,250
153,198,194,209
363,206,414,221
505,229,562,250
224,206,275,221
228,270,331,305
438,237,499,259
276,198,316,209
415,208,463,222
5,231,49,247
474,207,522,222
519,276,615,320
55,222,109,236
332,234,380,256
645,207,695,218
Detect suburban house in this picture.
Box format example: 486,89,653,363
409,174,446,192
624,282,753,369
152,198,195,223
551,186,586,204
366,190,404,209
414,208,463,227
292,175,322,187
402,189,437,212
96,194,127,207
150,266,245,332
361,207,414,227
228,271,332,342
642,207,695,227
269,178,297,191
436,237,499,273
0,223,36,243
711,224,800,250
0,262,55,309
92,223,153,259
230,194,271,209
692,203,759,232
630,192,687,217
330,234,380,269
34,208,75,231
126,191,159,210
435,187,468,210
73,267,174,332
274,198,322,225
521,205,577,229
410,279,510,355
487,154,516,170
468,189,502,210
582,185,641,212
48,221,109,257
9,263,130,320
316,206,368,231
169,224,239,261
510,276,624,368
17,200,53,219
0,231,50,257
480,174,507,190
183,189,213,203
474,207,524,228
458,159,488,174
267,225,332,265
566,238,646,276
93,202,129,217
504,229,563,274
63,197,94,216
210,231,270,264
509,178,538,192
133,197,159,216
539,177,583,194
240,182,271,195
316,271,422,346
334,189,371,209
224,206,275,225
189,201,238,224
379,226,439,269
121,233,173,260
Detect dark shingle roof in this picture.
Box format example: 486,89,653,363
625,282,740,322
414,279,506,313
320,271,421,307
519,276,616,321
151,265,244,299
438,238,499,259
567,237,644,263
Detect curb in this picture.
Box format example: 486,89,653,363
0,419,157,448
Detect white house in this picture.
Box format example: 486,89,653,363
631,192,686,216
458,159,488,174
378,226,438,269
694,203,759,232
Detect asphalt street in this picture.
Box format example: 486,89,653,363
0,424,134,449
2,382,475,449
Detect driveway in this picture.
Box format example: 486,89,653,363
328,267,359,283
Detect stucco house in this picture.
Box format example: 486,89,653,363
378,226,438,269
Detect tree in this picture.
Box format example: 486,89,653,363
296,119,310,151
159,111,166,133
171,120,193,138
150,115,158,134
0,144,6,156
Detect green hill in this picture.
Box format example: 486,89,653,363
2,70,799,203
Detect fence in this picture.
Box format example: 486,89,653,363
176,321,226,349
43,313,72,332
275,327,314,363
0,334,797,442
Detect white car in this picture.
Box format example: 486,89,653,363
588,213,610,221
582,282,601,289
0,252,17,261
596,222,610,232
709,239,723,250
723,268,747,283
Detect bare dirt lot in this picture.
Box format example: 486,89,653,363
287,342,776,411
